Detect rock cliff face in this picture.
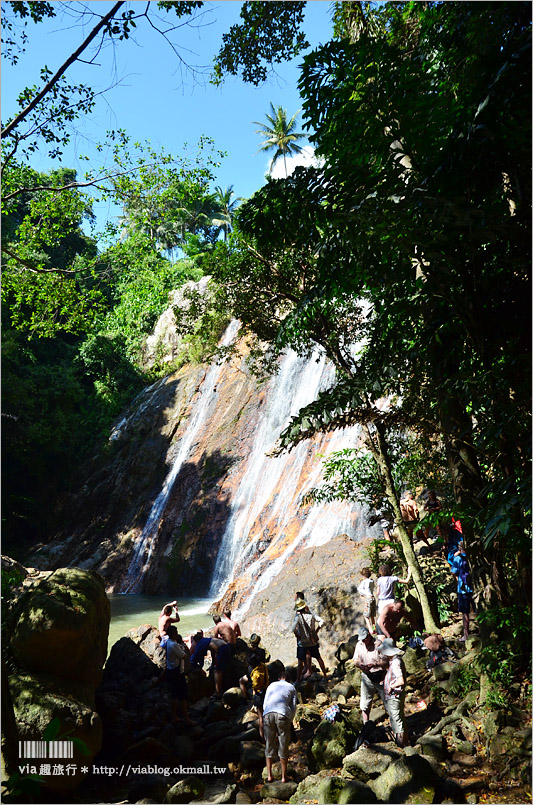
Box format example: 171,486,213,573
28,312,378,609
4,563,109,792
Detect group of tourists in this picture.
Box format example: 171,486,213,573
399,488,474,641
154,501,474,778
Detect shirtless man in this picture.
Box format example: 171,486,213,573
158,601,180,644
222,609,241,638
213,614,236,645
377,600,417,643
190,635,231,696
400,491,422,543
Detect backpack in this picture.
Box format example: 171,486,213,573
250,662,269,692
457,558,473,593
426,648,448,669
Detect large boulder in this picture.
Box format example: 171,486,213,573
369,753,442,803
289,771,377,804
164,776,206,804
260,781,298,799
343,743,402,779
310,717,358,770
9,672,103,792
10,568,109,691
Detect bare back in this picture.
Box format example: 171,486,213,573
214,620,236,644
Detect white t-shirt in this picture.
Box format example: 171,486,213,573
263,680,297,719
377,575,399,601
357,578,375,598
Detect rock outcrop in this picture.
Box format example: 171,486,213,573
27,308,378,601
4,565,110,793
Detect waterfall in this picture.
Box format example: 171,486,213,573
208,345,371,612
121,319,240,592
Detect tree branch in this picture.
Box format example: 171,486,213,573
1,246,75,275
2,160,180,201
1,1,125,139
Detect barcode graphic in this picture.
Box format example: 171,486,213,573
19,740,74,758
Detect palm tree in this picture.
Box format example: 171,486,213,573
254,103,305,177
212,185,243,240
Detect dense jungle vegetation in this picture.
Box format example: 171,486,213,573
2,0,531,683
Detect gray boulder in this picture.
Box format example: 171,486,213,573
239,740,264,771
416,734,447,761
337,779,378,804
164,776,206,803
222,687,243,708
369,753,441,803
310,717,358,770
331,681,355,700
343,743,402,779
202,781,238,803
289,771,340,804
260,781,298,799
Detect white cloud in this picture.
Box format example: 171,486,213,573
267,145,322,180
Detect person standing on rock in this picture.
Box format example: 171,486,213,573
165,626,193,725
158,601,180,645
357,567,377,634
292,599,328,682
212,614,236,646
400,490,422,543
263,667,297,783
190,635,231,697
378,637,409,747
352,626,388,723
450,541,474,642
377,564,411,614
222,609,241,638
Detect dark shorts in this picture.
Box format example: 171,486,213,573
252,690,266,709
297,643,320,661
458,593,472,614
215,642,232,671
167,668,187,700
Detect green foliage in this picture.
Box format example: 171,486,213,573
450,665,480,698
475,606,532,699
364,538,404,577
213,1,309,85
1,567,24,601
1,771,42,803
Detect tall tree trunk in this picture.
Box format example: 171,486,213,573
366,422,440,634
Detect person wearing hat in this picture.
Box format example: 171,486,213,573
292,599,328,682
352,626,388,722
240,633,269,693
379,637,409,747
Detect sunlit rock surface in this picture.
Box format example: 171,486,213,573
28,313,378,606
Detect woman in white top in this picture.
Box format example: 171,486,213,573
376,563,411,614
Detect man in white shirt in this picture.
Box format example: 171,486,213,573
263,668,297,783
352,626,388,722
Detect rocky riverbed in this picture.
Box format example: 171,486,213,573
2,554,531,804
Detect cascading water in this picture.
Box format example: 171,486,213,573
122,319,240,592
208,345,371,614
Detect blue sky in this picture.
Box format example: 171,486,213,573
2,1,335,239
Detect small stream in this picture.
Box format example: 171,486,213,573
106,594,214,656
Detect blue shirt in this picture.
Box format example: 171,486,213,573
451,554,472,594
